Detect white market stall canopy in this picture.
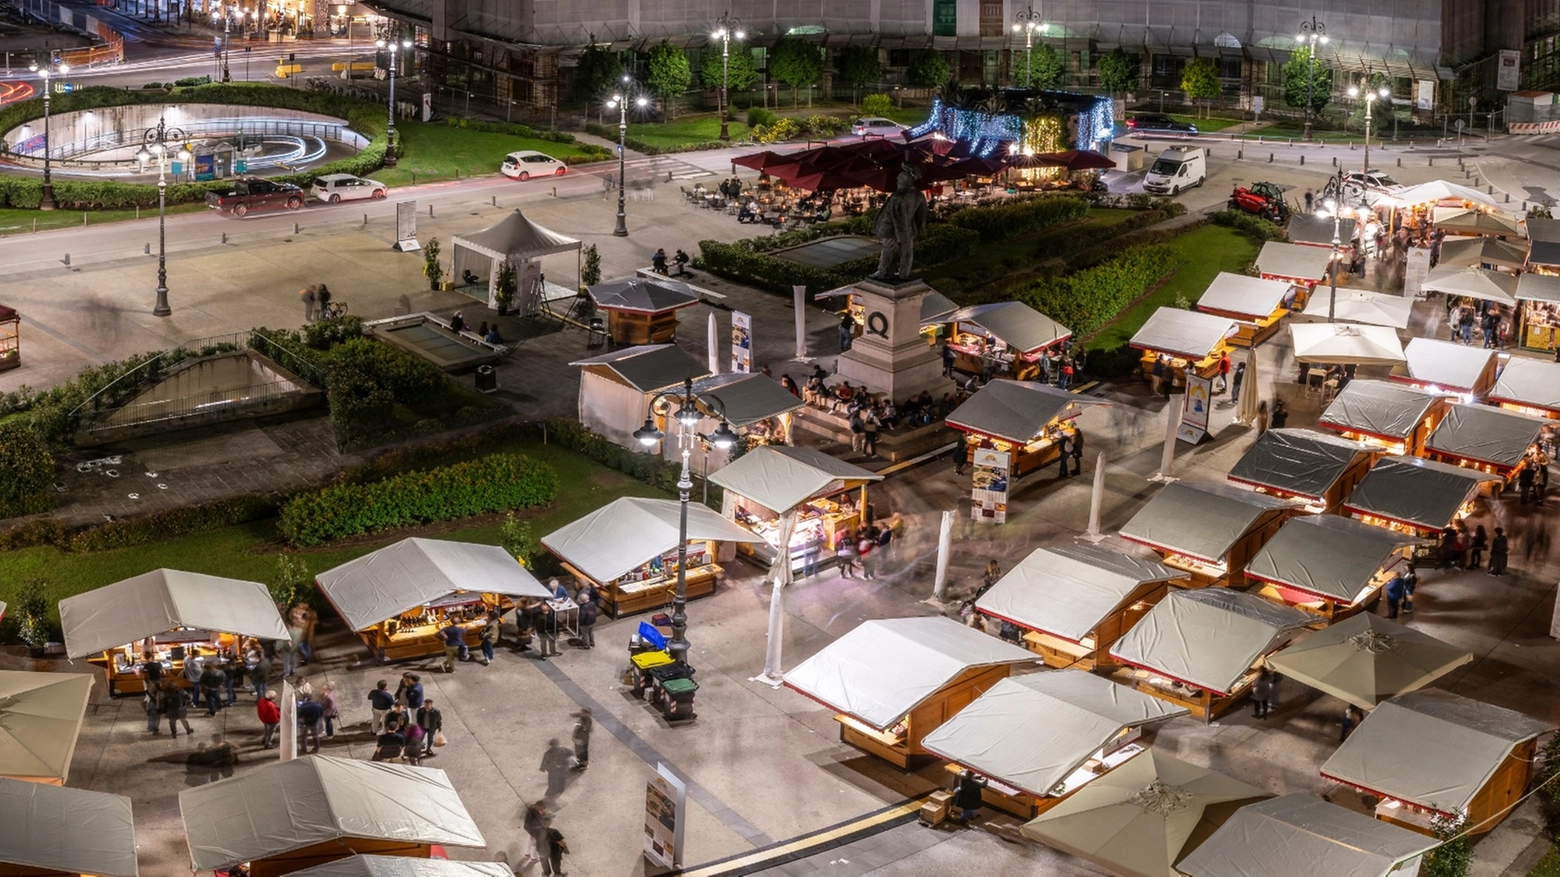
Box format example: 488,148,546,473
1517,272,1560,304
690,372,805,428
0,776,138,877
0,671,93,785
1129,308,1237,361
1420,264,1519,305
315,538,551,632
1120,481,1297,565
570,344,710,394
921,672,1186,800
1530,216,1560,244
587,276,701,314
1266,614,1474,710
58,569,288,659
927,301,1071,354
180,756,486,873
709,445,880,514
1426,403,1549,470
1392,337,1496,393
1196,272,1293,320
975,543,1181,642
1227,428,1376,503
1256,241,1334,282
542,496,763,583
1294,288,1414,328
1245,515,1415,605
1319,380,1441,441
1490,357,1560,415
1176,793,1438,877
1288,323,1405,366
782,616,1036,731
288,856,516,877
1320,689,1554,813
1109,589,1312,696
945,379,1110,445
1344,457,1503,532
450,209,580,308
1437,235,1529,270
1392,180,1505,211
1432,207,1525,238
1286,213,1356,248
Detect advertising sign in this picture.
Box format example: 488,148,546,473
644,764,687,868
1176,374,1212,444
394,200,420,252
731,311,752,374
1498,49,1521,92
970,448,1011,524
1404,246,1432,299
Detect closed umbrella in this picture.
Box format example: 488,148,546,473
0,671,94,785
1289,323,1405,366
1419,264,1520,305
1266,613,1474,710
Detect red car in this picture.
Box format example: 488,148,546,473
1228,181,1290,223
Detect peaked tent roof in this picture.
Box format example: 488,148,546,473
976,543,1182,642
690,372,806,428
587,277,701,314
1120,481,1296,565
316,538,551,632
1256,241,1334,282
1392,180,1504,211
1266,614,1474,709
1344,456,1502,532
1516,272,1560,303
1245,515,1414,604
1426,402,1548,469
59,569,288,659
569,344,710,393
452,209,580,261
1176,793,1438,877
1129,308,1237,360
541,497,764,583
288,856,516,877
931,301,1071,354
1319,380,1442,442
0,671,93,785
782,616,1036,730
709,445,880,514
1294,288,1414,328
1490,357,1560,414
921,673,1186,800
1289,323,1406,366
0,776,138,877
945,379,1110,445
1227,428,1375,502
1394,337,1496,392
1109,589,1312,695
1437,235,1529,270
180,756,486,872
1196,272,1293,319
1432,207,1524,238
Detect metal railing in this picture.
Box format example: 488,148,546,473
83,379,303,433
19,119,348,162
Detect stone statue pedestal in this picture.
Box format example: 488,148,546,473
835,277,949,402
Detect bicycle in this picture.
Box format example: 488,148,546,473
320,301,348,319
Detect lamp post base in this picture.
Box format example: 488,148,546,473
39,185,56,211
613,213,628,237
153,286,171,317
719,121,730,142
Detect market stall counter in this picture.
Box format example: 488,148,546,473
1489,356,1560,418
709,445,881,572
782,616,1037,768
1118,481,1300,587
1390,337,1498,399
1195,272,1294,347
1320,690,1554,837
922,301,1071,381
0,671,93,786
541,497,764,619
1177,794,1439,877
1244,515,1415,621
0,777,138,877
670,372,806,474
1318,380,1450,457
1265,613,1474,710
315,538,553,664
1255,241,1335,308
975,544,1186,670
1344,456,1504,538
58,568,288,698
920,672,1186,819
1108,588,1312,721
1515,273,1560,352
945,380,1111,477
1425,402,1550,482
1128,308,1238,389
1226,428,1378,513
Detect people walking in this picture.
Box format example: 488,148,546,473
439,619,467,673
1340,705,1363,742
1469,525,1488,570
1519,460,1536,505
319,681,340,738
416,699,443,757
536,600,560,658
942,340,955,377
256,691,281,749
541,824,569,877
571,708,593,771
1269,399,1288,429
857,529,878,580
1383,570,1407,619
849,409,866,453
977,559,1001,599
1215,352,1231,393
1230,362,1245,404
369,679,395,734
835,529,858,578
143,673,163,733
296,695,323,754
839,315,854,351
1489,527,1510,576
479,610,501,665
244,641,269,700
159,679,193,738
1070,428,1085,477
1400,562,1419,613
372,718,407,763
299,285,316,321
1250,669,1276,719
541,738,574,801
395,673,424,711
199,661,227,716
1256,400,1270,436
801,532,821,578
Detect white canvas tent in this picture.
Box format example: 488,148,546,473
449,209,580,311
288,856,515,877
709,445,880,516
1319,380,1442,443
570,345,711,447
1227,428,1376,506
1109,589,1312,696
58,569,288,659
1255,241,1334,284
1344,456,1502,533
180,756,485,874
671,373,807,469
1244,515,1414,607
975,544,1181,643
1289,323,1405,366
1432,207,1525,238
1420,264,1519,305
1517,272,1560,305
927,301,1071,354
0,776,138,877
1393,337,1497,394
541,496,763,584
1490,356,1560,417
0,671,93,785
1294,288,1414,328
1176,793,1438,877
315,538,551,633
1196,272,1293,321
946,379,1110,445
1392,180,1505,211
1266,614,1474,709
1437,235,1528,270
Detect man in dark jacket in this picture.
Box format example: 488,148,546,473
368,679,396,734
396,673,424,710
577,586,599,650
953,769,985,823
438,621,466,673
372,722,407,762
296,697,324,754
159,680,193,737
199,663,227,716
416,699,443,757
1383,572,1407,620
1489,527,1510,575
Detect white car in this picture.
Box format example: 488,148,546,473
1330,170,1401,207
502,150,568,180
851,117,903,138
310,173,387,203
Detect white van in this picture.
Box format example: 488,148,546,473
1143,145,1207,196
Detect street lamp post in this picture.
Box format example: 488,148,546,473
1320,197,1366,323
1296,16,1327,140
607,78,647,237
138,113,190,318
1012,5,1041,88
634,378,738,667
29,59,68,211
376,30,412,166
713,12,744,142
1348,79,1391,178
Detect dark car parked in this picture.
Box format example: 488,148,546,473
1126,113,1198,134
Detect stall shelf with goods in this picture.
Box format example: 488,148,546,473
58,568,288,698
1175,793,1438,877
1118,481,1299,587
709,445,880,572
570,345,711,448
541,496,763,618
0,777,138,877
1107,588,1312,720
1488,355,1560,418
945,380,1110,477
1389,337,1498,399
1515,272,1560,352
1128,308,1238,389
1424,402,1549,481
1254,241,1334,307
782,616,1037,768
1293,288,1414,328
586,276,701,345
1194,272,1295,347
1319,689,1554,837
1226,428,1378,513
1243,515,1415,621
1265,614,1473,711
922,301,1071,381
1343,456,1503,538
314,537,552,664
669,372,806,473
288,857,515,877
920,672,1187,819
180,756,486,877
975,544,1187,670
1317,380,1449,457
0,671,93,786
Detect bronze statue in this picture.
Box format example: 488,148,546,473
871,163,929,281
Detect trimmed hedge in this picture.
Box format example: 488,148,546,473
0,421,55,515
72,494,279,552
442,115,612,161
543,419,718,506
696,222,979,295
1013,243,1182,338
279,453,559,547
1213,209,1288,241
945,195,1090,241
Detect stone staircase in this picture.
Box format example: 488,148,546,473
789,404,957,464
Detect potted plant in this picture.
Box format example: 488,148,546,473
423,237,443,291
15,575,51,657
495,259,517,316
581,244,602,289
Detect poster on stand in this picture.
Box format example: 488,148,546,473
394,201,420,252
1177,375,1212,444
1404,247,1432,299
644,763,688,868
970,448,1010,524
731,311,753,374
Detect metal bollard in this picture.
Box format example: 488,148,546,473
363,213,368,226
144,243,150,255
294,222,300,234
1237,150,1243,160
1269,153,1274,162
82,213,88,226
552,187,557,197
1428,158,1434,167
1507,193,1512,203
1300,155,1305,165
62,253,70,266
491,195,497,206
1397,157,1402,167
221,232,228,244
429,204,434,218
1332,156,1337,167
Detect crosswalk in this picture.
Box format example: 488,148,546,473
589,155,715,183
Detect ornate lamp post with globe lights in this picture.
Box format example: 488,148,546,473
608,78,649,237
712,12,744,141
1297,16,1328,140
376,28,413,166
29,59,68,211
1349,79,1392,178
1012,5,1043,88
137,113,190,318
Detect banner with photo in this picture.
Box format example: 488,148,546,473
1177,374,1212,444
643,764,688,868
970,448,1011,524
731,311,752,374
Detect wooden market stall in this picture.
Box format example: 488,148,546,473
670,372,806,473
58,569,288,698
920,672,1187,819
1195,272,1295,347
314,538,553,664
1129,307,1238,388
181,756,487,877
586,276,701,345
922,301,1071,380
1489,356,1560,419
1425,402,1550,483
1244,515,1415,621
570,344,711,448
1226,428,1378,513
541,496,764,618
945,380,1110,477
1515,272,1560,353
1177,794,1439,877
709,445,881,572
1343,456,1504,539
0,777,138,877
1118,481,1299,587
1255,241,1334,308
1108,588,1311,721
1320,690,1555,837
0,671,93,786
975,543,1187,670
0,304,18,372
1390,337,1498,399
1318,380,1450,457
782,617,1036,768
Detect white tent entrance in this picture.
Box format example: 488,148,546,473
449,210,581,313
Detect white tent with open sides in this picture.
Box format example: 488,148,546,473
58,569,288,660
0,777,138,877
449,209,581,312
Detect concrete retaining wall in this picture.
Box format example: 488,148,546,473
3,104,357,158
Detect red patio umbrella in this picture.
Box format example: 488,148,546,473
1003,152,1070,170
732,150,800,171
1038,149,1116,171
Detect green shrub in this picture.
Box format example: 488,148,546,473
860,94,892,117
1214,209,1288,241
328,337,445,406
946,195,1089,241
69,494,279,552
1014,243,1181,337
0,518,67,552
746,106,777,128
696,218,977,295
302,315,364,350
542,419,718,508
1084,343,1141,378
0,420,54,511
278,453,559,547
174,75,212,87
801,114,846,137
752,118,801,143
14,575,51,648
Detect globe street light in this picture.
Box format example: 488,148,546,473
1296,16,1328,140
28,59,68,211
137,113,190,318
607,78,648,237
633,378,738,667
375,30,413,166
712,12,744,142
1012,5,1042,89
1348,80,1392,179
1319,197,1368,323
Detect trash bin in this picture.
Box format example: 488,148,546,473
629,651,674,699
475,364,497,393
647,661,696,708
660,676,698,720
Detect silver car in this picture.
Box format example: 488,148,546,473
311,173,388,203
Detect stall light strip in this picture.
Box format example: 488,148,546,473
1118,534,1223,568
973,607,1082,647
1244,572,1358,607
1319,772,1449,817
1225,475,1324,504
1342,505,1443,535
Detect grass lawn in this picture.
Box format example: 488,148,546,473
919,207,1143,294
627,116,750,150
1169,114,1243,132
1086,224,1261,350
375,120,609,187
0,203,209,237
1533,846,1560,877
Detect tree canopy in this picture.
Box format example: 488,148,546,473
1096,47,1140,95
646,42,692,118
1282,44,1334,114
1016,42,1064,89
1181,57,1221,116
699,43,760,95
574,43,625,105
907,50,951,89
769,36,825,106
837,46,882,103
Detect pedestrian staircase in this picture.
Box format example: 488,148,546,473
789,404,955,465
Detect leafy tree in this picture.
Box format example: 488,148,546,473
14,575,51,649
769,36,824,106
907,50,952,89
0,420,53,508
581,243,602,287
1015,42,1064,89
1096,47,1140,96
270,554,310,608
1283,44,1334,114
501,511,537,567
1422,813,1472,877
646,41,692,119
860,93,893,117
1181,57,1221,117
574,42,624,106
837,46,882,103
699,43,760,107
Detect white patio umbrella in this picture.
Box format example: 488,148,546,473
0,671,94,785
1436,236,1529,271
1289,323,1405,366
1294,288,1414,328
1392,180,1504,211
1266,613,1474,710
1419,264,1519,305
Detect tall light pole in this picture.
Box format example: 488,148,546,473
137,113,190,318
607,77,647,237
1320,197,1366,323
1296,16,1327,140
376,29,412,166
1349,79,1391,177
28,59,68,211
634,378,738,667
1012,5,1041,88
713,12,744,142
